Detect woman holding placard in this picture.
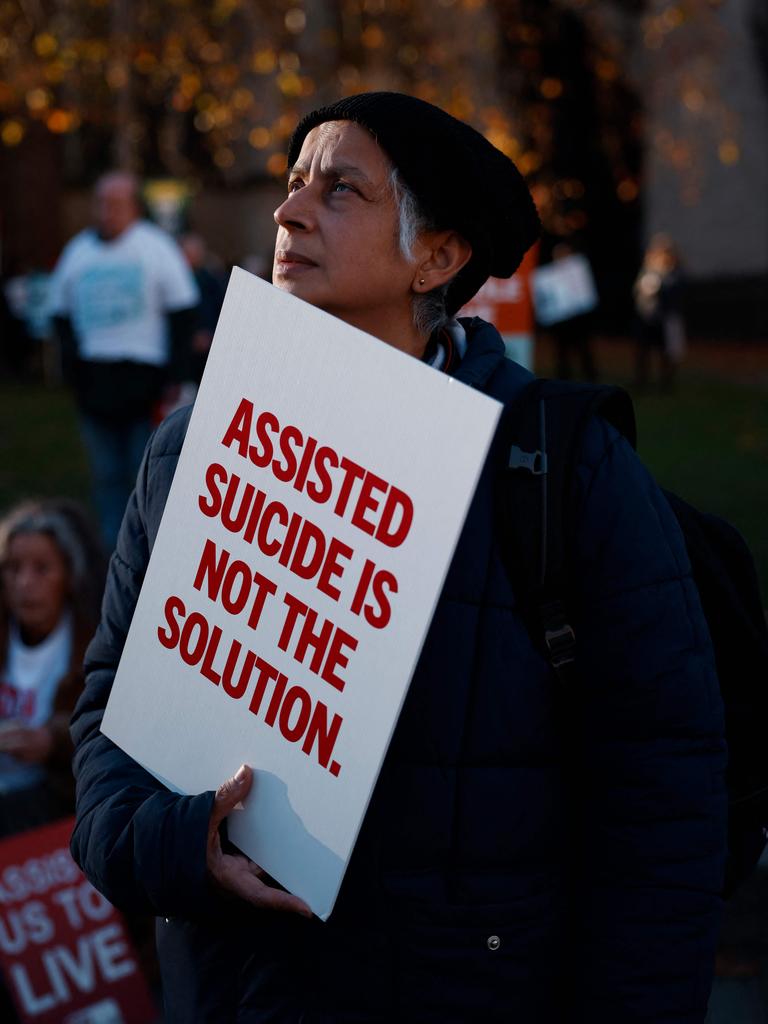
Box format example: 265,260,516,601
70,94,726,1022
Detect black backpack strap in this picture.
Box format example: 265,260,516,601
502,379,636,684
500,378,636,976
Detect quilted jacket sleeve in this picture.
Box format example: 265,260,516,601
568,419,728,1023
69,413,218,919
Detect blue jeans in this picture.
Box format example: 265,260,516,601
79,413,153,552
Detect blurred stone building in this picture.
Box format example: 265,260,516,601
638,0,768,337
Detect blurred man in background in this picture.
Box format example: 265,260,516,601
48,171,199,550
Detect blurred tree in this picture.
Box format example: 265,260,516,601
0,0,738,319
0,0,679,194
493,0,644,327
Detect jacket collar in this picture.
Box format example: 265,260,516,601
451,317,507,390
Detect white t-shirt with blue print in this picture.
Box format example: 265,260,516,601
48,220,199,367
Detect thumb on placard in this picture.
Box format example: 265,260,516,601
214,763,253,820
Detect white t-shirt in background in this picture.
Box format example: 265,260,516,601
47,221,199,367
0,612,73,793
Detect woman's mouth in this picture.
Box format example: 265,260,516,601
274,250,318,276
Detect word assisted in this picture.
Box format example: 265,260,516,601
221,399,414,548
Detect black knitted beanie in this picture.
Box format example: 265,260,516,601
286,92,541,315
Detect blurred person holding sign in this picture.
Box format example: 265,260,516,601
70,94,726,1022
532,242,599,381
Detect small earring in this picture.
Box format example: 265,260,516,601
419,278,425,285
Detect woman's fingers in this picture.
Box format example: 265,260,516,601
206,765,312,918
219,858,312,917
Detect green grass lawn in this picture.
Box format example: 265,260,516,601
0,381,90,509
633,376,768,600
2,340,767,597
536,339,768,598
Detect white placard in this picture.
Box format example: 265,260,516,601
531,253,598,326
102,268,502,920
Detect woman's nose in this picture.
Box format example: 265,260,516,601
273,187,315,232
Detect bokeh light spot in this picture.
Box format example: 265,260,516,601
285,8,306,34
1,120,24,146
249,126,271,149
252,49,277,74
540,78,563,100
718,139,740,165
617,178,639,202
267,152,288,176
26,88,51,113
398,45,419,65
214,147,235,169
277,70,302,97
47,108,78,133
34,33,58,58
362,25,385,49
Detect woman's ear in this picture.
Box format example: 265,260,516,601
412,231,472,293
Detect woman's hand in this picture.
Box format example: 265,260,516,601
0,721,53,763
206,764,312,918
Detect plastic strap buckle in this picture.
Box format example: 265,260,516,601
509,446,547,475
544,623,577,669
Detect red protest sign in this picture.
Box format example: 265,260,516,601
459,244,538,333
0,818,156,1024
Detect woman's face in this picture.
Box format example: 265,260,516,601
272,121,420,346
2,533,70,643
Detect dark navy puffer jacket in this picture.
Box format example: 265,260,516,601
70,320,727,1023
